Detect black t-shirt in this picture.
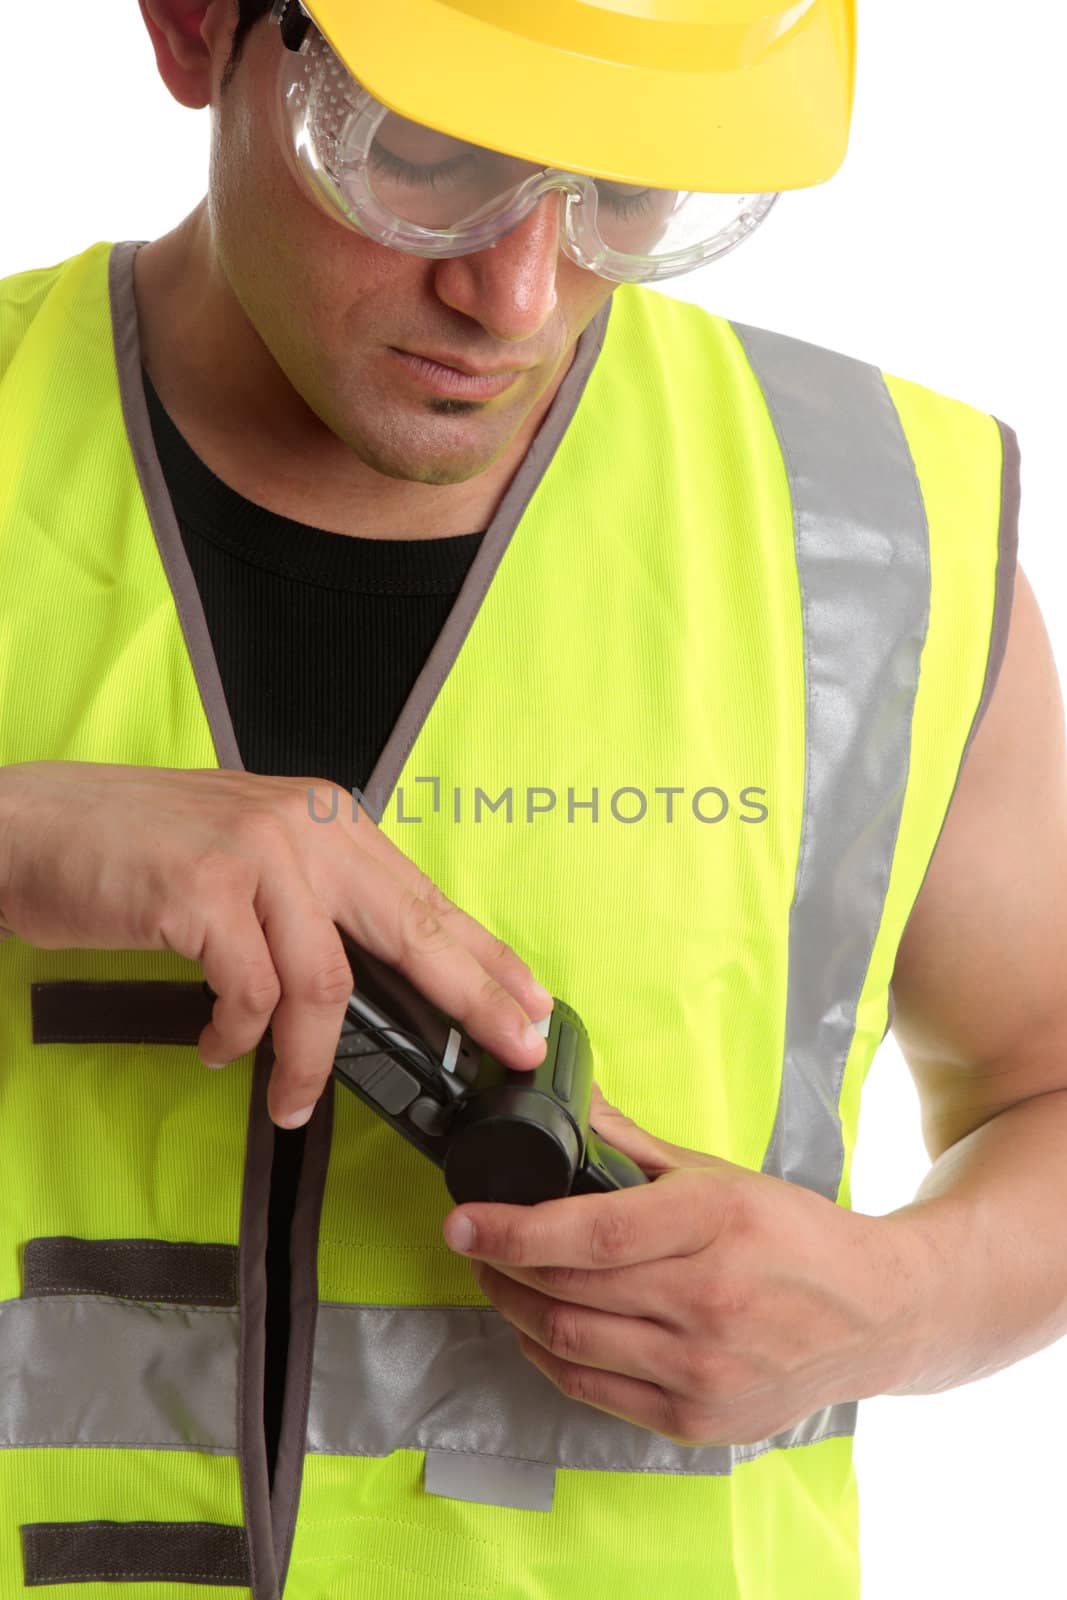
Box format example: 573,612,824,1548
142,366,485,1483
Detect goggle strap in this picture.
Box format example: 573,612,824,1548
276,0,312,53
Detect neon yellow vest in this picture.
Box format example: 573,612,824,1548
0,240,1017,1598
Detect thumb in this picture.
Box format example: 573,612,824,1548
588,1082,721,1176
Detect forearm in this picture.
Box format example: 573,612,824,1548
886,1087,1067,1394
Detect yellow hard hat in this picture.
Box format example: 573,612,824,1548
297,0,856,195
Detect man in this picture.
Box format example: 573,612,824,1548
0,1,1065,1596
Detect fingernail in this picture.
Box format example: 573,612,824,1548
278,1104,315,1129
444,1214,476,1252
523,1022,548,1050
203,1061,227,1071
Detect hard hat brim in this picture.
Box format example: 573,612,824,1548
302,0,856,193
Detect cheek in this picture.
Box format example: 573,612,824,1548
211,122,327,338
210,97,279,275
560,271,617,350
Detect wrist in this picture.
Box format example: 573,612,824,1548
873,1201,961,1397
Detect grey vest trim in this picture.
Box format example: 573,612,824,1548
268,1065,335,1593
109,242,243,771
0,1297,239,1452
729,322,932,1201
21,1521,250,1588
306,1302,857,1477
237,1042,285,1600
962,418,1020,766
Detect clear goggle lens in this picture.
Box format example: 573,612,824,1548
271,11,780,284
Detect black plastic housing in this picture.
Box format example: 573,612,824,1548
332,936,648,1205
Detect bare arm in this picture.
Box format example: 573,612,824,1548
886,561,1067,1391
0,764,551,1127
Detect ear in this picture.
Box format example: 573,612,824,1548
139,0,231,109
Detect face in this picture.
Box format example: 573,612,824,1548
194,5,617,489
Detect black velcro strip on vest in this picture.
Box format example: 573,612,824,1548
22,1238,239,1308
31,980,213,1046
21,1521,250,1587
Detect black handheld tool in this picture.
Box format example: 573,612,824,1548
204,938,649,1204
331,934,648,1205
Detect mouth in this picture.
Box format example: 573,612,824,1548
388,348,526,400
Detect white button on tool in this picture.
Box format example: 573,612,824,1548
441,1027,461,1075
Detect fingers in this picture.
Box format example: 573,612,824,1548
332,833,552,1073
257,886,357,1128
473,1253,673,1320
473,1260,676,1385
514,1331,681,1441
587,1084,676,1175
195,872,353,1127
204,836,552,1130
474,1262,712,1442
197,901,281,1068
589,1081,726,1174
430,899,556,1038
317,796,556,1028
444,1169,717,1269
370,899,551,1071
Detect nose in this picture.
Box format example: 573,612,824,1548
431,191,565,345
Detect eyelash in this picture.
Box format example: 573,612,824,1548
600,188,656,219
369,147,474,190
368,146,655,218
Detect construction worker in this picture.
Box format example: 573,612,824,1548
1,1,1065,1596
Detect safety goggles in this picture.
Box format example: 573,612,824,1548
268,1,780,286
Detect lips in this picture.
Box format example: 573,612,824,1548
398,348,525,378
389,348,524,399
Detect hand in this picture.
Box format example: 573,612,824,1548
0,761,552,1126
442,1086,933,1445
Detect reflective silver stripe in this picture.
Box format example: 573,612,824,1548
729,322,931,1201
0,1297,239,1451
307,1303,857,1474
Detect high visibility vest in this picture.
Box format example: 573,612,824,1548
0,239,1017,1599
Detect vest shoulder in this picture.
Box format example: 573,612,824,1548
615,290,1001,426
0,242,115,380
739,312,1000,428
879,364,1006,447
611,283,736,352
627,284,1011,448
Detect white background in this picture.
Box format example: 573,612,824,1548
3,4,1065,1595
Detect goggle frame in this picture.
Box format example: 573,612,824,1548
268,0,781,285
